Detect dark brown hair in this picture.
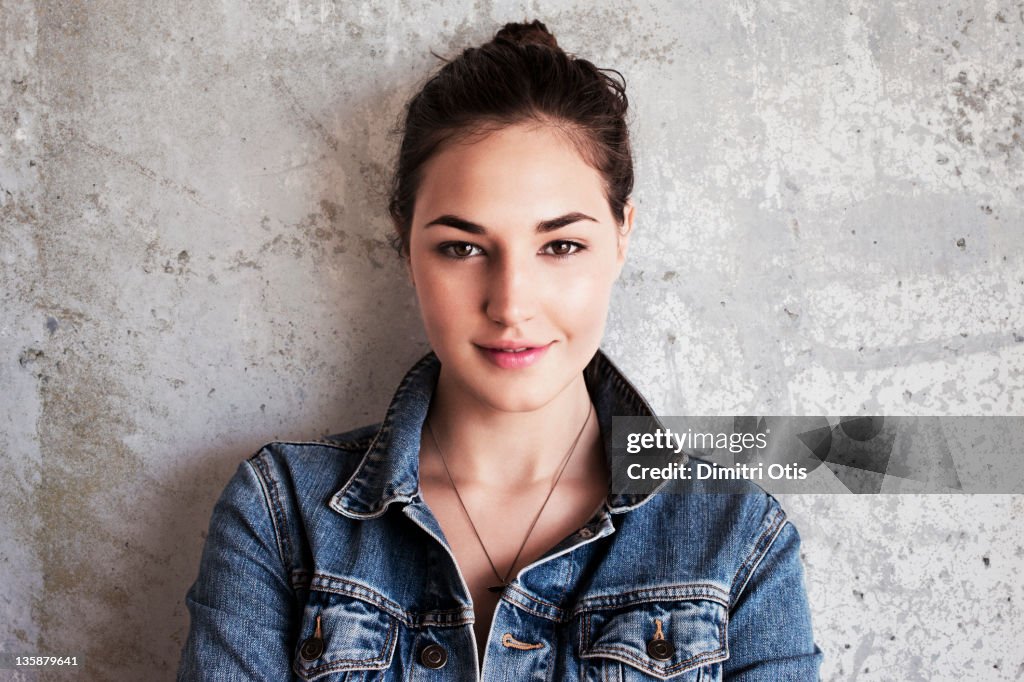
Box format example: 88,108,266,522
387,20,633,256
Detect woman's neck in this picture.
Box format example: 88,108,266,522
423,368,601,490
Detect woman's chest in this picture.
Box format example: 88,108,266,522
420,470,610,659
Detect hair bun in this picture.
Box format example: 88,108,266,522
494,20,559,49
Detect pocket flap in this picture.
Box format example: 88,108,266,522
580,599,728,679
293,595,399,681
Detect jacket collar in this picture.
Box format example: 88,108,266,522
330,349,666,519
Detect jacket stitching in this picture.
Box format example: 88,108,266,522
585,606,593,651
292,615,398,678
505,584,564,616
309,573,475,627
584,617,727,675
247,454,294,579
502,585,731,626
578,602,729,676
737,514,788,606
309,574,408,624
263,438,376,451
555,552,576,611
502,594,563,622
573,585,730,615
728,505,787,608
333,355,436,513
587,641,727,676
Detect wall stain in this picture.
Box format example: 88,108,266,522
229,250,262,270
360,236,389,269
293,199,350,259
16,339,144,676
57,122,228,220
358,160,389,208
270,74,340,152
251,200,350,264
19,348,45,368
143,239,195,278
942,65,1024,167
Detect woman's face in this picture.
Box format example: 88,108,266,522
407,122,633,413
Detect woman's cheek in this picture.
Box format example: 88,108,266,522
556,272,614,335
557,266,610,305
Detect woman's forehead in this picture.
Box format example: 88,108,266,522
413,123,612,228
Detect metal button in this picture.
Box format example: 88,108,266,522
300,614,325,662
420,643,448,669
299,636,324,661
579,527,594,538
646,638,674,660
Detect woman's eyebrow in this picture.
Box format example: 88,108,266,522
424,212,598,233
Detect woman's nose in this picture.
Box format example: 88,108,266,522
484,253,537,327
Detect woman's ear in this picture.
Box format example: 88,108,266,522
614,199,636,276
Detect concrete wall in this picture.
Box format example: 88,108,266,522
2,1,1021,679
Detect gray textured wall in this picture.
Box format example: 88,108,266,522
1,1,1021,680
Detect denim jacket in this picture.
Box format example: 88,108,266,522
178,350,823,681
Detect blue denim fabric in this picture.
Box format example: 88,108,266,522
178,350,823,680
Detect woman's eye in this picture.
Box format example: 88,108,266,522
438,241,584,259
439,242,482,258
544,240,585,257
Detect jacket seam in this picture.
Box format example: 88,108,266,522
573,584,731,616
728,504,788,609
579,608,728,675
504,600,560,622
246,453,294,580
554,552,576,615
292,614,399,678
503,581,731,624
264,437,376,452
505,584,565,617
502,591,564,622
309,572,475,627
310,573,407,623
580,620,728,675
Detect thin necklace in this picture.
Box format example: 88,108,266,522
426,402,594,593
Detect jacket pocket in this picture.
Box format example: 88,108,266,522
292,593,400,681
578,599,728,681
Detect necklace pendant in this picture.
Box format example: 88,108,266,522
486,583,506,593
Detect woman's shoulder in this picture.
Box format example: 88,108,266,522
626,454,787,519
606,469,795,608
619,464,790,559
634,473,788,536
238,423,383,502
253,422,380,462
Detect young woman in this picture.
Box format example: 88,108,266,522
178,21,822,681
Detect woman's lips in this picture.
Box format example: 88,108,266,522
477,342,553,369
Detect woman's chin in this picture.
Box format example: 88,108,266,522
469,380,563,414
